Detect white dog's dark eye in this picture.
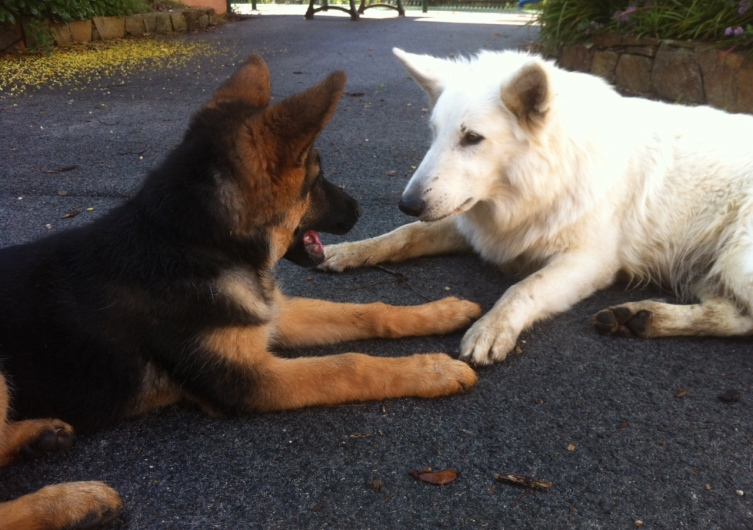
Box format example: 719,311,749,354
462,132,484,146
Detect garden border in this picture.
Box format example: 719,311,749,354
0,7,222,54
556,35,753,114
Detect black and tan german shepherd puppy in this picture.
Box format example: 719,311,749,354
0,56,480,528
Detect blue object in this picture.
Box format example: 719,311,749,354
517,0,541,8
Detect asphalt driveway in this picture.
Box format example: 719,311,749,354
0,9,751,529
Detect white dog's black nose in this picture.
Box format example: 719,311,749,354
398,196,425,217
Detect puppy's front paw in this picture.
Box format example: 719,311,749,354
411,353,478,398
459,316,519,365
319,242,372,272
422,297,483,334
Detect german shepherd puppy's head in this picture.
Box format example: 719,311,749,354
172,55,361,268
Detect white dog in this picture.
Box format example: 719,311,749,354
320,48,753,365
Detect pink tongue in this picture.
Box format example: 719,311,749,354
303,230,324,260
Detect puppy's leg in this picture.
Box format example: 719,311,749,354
0,374,74,467
461,251,619,365
593,297,753,338
205,327,477,412
0,482,122,530
271,294,482,348
0,374,122,530
320,217,471,272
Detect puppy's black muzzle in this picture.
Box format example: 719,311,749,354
284,179,361,267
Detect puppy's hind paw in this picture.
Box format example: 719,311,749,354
593,307,651,338
19,420,75,460
33,481,122,530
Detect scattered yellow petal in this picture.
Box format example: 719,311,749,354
567,444,576,451
0,37,229,96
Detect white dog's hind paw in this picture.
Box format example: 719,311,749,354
459,317,518,365
319,242,371,272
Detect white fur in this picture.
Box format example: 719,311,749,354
322,48,753,364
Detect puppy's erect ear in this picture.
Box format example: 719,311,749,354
393,48,451,108
262,71,347,167
211,54,271,107
500,61,551,135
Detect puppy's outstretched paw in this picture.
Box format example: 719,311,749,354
593,307,651,338
410,353,478,398
418,297,482,335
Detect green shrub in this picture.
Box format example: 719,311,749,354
538,0,753,53
0,0,152,24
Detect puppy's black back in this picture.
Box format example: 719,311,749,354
0,123,270,432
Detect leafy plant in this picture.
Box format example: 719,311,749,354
0,0,151,24
24,18,56,54
538,0,753,53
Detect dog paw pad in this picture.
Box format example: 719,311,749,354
593,308,651,338
20,423,74,459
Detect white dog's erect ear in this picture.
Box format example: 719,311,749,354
501,61,551,134
393,48,450,107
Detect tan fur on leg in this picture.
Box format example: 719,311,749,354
0,375,75,467
0,375,121,530
255,352,477,411
271,294,481,348
203,327,477,412
0,482,122,530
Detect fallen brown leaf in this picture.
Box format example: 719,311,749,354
718,389,741,402
61,209,79,219
43,165,78,174
409,468,457,485
494,473,552,490
366,480,383,492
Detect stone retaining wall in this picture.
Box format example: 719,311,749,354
0,8,221,54
557,35,753,115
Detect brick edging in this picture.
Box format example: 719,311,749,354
556,35,753,115
0,8,222,54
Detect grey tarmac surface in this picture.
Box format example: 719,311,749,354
1,9,752,529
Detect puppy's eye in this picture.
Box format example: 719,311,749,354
461,132,484,146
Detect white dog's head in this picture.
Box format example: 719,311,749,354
394,48,554,222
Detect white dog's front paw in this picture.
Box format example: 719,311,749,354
459,316,519,365
319,242,371,272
